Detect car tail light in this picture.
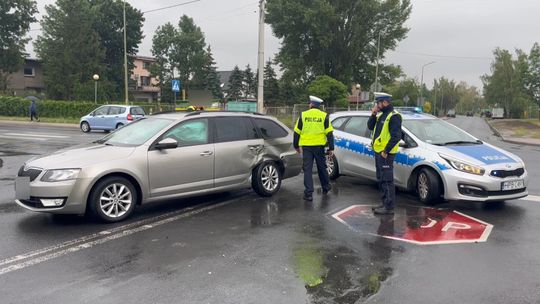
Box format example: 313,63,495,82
127,113,133,121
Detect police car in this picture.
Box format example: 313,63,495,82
327,111,528,203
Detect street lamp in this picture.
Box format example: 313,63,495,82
355,84,361,110
123,0,129,105
419,61,435,106
93,74,99,104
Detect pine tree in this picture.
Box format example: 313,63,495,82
264,60,280,105
227,66,244,101
243,64,256,98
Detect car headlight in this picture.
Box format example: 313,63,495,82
41,169,81,182
439,154,485,176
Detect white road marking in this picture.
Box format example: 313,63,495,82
521,195,540,202
0,135,47,141
0,200,233,276
5,132,68,139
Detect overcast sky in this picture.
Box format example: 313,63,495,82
28,0,540,90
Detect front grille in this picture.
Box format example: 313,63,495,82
17,166,42,182
490,168,525,178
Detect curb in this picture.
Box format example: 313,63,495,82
484,118,540,147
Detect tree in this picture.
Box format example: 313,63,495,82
89,0,144,101
151,23,177,102
200,46,223,99
266,0,411,88
432,77,459,115
526,43,540,106
151,15,208,101
306,75,348,107
482,48,533,118
35,0,106,100
385,78,419,106
35,0,143,101
227,66,244,101
0,0,37,91
264,60,280,106
243,64,256,98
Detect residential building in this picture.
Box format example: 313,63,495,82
7,58,45,97
130,55,159,102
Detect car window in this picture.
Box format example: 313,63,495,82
342,116,370,138
163,118,209,147
98,118,172,146
130,107,145,115
109,106,124,115
214,117,258,142
403,119,477,145
331,116,349,130
94,106,109,116
253,118,288,139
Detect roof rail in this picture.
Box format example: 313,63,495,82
185,110,265,117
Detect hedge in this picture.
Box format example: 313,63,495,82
0,96,176,119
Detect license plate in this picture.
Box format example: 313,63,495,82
15,176,30,200
501,180,524,191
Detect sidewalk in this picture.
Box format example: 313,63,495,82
485,119,540,147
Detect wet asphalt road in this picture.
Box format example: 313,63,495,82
0,118,539,304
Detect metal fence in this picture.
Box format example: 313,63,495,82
525,104,540,119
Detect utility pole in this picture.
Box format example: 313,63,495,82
123,0,129,105
257,0,265,113
419,61,435,106
373,32,381,102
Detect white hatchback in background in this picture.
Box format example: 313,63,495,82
327,111,528,203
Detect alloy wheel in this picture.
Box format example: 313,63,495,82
99,183,133,218
261,164,279,192
418,172,429,199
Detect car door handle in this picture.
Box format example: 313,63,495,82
200,151,213,156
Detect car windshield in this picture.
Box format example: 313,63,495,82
95,118,173,146
403,119,481,146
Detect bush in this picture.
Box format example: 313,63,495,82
0,96,176,119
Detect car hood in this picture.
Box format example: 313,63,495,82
430,142,522,166
27,143,136,169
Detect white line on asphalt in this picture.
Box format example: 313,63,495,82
0,135,47,141
521,195,540,202
0,200,233,276
5,132,68,138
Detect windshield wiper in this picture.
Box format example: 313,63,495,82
434,140,482,146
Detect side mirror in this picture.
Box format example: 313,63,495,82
399,140,409,148
155,138,178,150
91,111,96,116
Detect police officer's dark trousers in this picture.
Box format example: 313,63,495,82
375,152,396,210
302,146,330,196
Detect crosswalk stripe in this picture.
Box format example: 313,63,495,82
5,132,68,139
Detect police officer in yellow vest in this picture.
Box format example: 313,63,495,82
186,105,196,112
293,96,334,201
367,93,402,215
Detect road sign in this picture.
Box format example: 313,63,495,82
332,205,493,245
172,80,180,92
403,95,410,105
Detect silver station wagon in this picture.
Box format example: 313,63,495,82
327,111,528,203
15,111,302,222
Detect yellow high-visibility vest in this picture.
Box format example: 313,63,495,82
372,111,401,154
294,109,333,146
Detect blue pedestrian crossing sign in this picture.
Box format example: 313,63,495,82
172,80,181,92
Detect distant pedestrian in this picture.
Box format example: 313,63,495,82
293,95,334,201
367,93,402,215
29,100,40,122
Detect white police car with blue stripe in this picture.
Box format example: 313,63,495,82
327,111,528,203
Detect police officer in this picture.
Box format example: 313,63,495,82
293,96,334,201
367,93,402,215
186,105,196,112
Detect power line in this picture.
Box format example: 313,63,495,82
394,50,493,60
142,0,201,14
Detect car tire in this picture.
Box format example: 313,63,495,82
80,121,91,133
88,176,138,223
416,168,441,204
252,161,282,197
327,154,340,180
116,123,124,129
